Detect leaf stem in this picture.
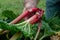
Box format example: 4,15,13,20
34,22,41,40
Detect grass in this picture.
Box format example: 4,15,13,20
0,0,45,15
37,0,46,10
0,0,24,15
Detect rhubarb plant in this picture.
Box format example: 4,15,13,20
0,20,35,36
0,8,60,40
0,16,60,40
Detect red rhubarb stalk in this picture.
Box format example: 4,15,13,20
26,10,44,24
10,11,30,24
26,12,39,24
10,8,39,24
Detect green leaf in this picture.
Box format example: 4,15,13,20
0,20,37,37
0,20,18,32
2,10,17,20
39,21,55,40
48,17,60,31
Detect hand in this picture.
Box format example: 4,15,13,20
23,0,38,20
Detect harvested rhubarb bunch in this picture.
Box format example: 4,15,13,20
0,8,44,37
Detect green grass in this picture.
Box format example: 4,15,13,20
0,0,45,15
0,0,24,15
37,0,46,10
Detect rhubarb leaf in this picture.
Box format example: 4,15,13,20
0,20,37,37
2,10,17,20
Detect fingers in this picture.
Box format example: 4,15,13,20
23,8,33,20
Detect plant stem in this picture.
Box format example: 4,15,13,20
9,32,21,40
39,35,46,40
34,22,42,40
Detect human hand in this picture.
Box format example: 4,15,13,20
23,0,38,20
